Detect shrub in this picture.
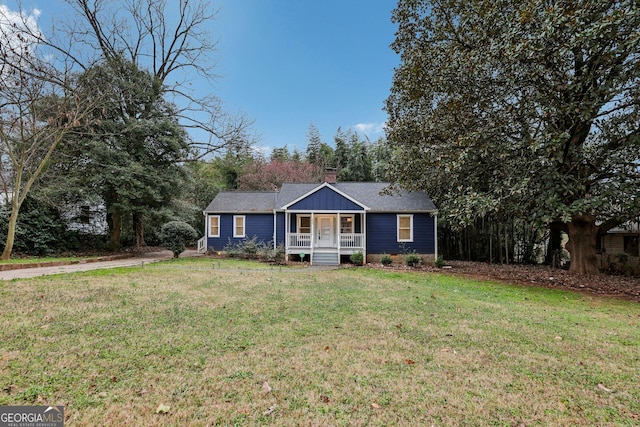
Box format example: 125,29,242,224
223,237,285,263
434,256,445,268
224,236,264,260
160,221,198,258
405,252,422,267
0,196,71,255
263,243,286,264
380,254,393,266
350,251,364,265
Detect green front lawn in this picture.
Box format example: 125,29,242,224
0,259,638,426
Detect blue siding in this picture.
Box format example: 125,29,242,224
355,214,362,234
207,213,275,251
289,186,364,211
276,212,285,245
366,213,435,254
289,213,299,232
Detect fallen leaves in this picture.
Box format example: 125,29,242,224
155,404,170,414
262,404,277,416
262,381,272,394
597,383,613,393
424,261,640,301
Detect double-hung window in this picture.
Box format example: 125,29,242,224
340,215,354,234
397,214,413,242
208,215,220,238
233,215,245,238
298,216,311,234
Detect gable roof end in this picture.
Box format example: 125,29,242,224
279,182,370,211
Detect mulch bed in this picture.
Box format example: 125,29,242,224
370,261,640,302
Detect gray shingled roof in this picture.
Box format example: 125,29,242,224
203,191,276,213
204,183,436,213
332,182,436,212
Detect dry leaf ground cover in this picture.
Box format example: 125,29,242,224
0,258,638,426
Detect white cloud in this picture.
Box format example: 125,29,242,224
0,5,43,67
353,122,386,138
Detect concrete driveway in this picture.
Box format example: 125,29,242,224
0,249,201,280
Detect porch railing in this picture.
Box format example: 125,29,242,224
340,233,364,248
288,233,364,249
289,233,312,248
197,236,207,253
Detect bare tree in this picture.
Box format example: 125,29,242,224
48,0,255,248
52,0,255,157
0,5,95,259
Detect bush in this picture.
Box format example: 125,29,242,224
160,221,198,258
0,196,70,256
434,256,445,268
223,237,285,263
405,252,422,267
263,243,286,264
380,254,393,266
350,251,364,265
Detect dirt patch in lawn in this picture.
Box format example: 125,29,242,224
372,261,640,302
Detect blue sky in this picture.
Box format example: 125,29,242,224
210,0,399,153
3,0,399,155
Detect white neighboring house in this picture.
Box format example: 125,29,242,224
61,202,109,235
1,168,107,235
598,219,640,271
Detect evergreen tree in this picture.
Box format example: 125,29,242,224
386,0,640,274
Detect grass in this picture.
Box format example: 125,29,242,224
0,258,638,426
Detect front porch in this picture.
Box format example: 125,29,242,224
285,212,366,265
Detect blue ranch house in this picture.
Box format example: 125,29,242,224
199,177,438,266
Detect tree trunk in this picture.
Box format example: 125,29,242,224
545,221,564,268
566,214,600,275
133,211,145,247
1,202,20,260
105,188,123,252
106,209,122,252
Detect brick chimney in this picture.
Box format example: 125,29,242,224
324,167,337,184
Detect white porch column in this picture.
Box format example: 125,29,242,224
272,210,276,250
309,212,316,252
337,212,341,254
285,211,290,255
363,211,367,263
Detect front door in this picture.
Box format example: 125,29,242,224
316,215,335,248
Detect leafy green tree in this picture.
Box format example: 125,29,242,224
271,146,291,162
160,220,198,258
49,58,189,251
291,147,303,162
305,123,323,165
386,0,640,274
370,137,391,182
338,130,373,182
334,127,349,170
305,123,335,180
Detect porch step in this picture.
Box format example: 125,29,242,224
312,252,340,266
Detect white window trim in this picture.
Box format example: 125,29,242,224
233,215,246,238
208,215,220,238
397,214,414,242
